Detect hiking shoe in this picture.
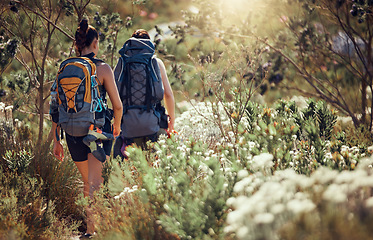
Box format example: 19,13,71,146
83,125,113,162
87,140,107,162
83,125,114,144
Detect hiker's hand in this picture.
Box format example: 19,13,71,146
113,124,120,138
168,119,175,132
53,141,64,161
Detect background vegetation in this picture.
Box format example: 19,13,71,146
1,0,373,239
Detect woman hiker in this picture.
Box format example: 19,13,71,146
50,19,122,238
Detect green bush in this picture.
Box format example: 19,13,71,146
0,120,81,239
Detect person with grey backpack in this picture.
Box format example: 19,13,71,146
113,29,175,158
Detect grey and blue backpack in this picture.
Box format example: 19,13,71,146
50,57,106,137
114,37,165,138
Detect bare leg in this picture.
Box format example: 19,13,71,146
74,160,89,197
88,153,104,197
74,154,104,235
86,153,104,235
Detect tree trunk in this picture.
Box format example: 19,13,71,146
362,78,367,125
370,89,373,131
37,84,44,145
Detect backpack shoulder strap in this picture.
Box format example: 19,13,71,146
82,52,105,65
79,57,97,76
117,57,126,103
58,57,96,78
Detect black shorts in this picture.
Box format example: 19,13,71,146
65,119,113,162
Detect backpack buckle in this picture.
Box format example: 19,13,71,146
91,98,103,113
91,75,98,87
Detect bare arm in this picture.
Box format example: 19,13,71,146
98,63,123,137
52,122,64,161
157,58,175,131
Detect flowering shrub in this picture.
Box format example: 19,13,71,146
226,155,373,240
175,100,231,147
97,134,233,239
176,98,366,175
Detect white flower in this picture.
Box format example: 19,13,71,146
248,141,256,150
297,177,315,189
4,105,13,111
233,177,253,193
294,192,307,200
350,146,359,154
355,176,373,188
226,207,245,224
258,182,285,202
245,186,254,194
254,213,274,224
365,197,373,208
325,152,332,159
287,199,315,214
228,131,235,138
356,157,373,170
334,170,367,184
237,169,249,179
226,197,236,207
323,184,347,203
251,153,274,171
270,203,285,215
236,226,249,239
341,145,349,154
311,167,338,184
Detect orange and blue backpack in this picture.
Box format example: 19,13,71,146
50,56,106,137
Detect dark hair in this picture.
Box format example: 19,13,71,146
132,29,150,39
75,19,99,56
